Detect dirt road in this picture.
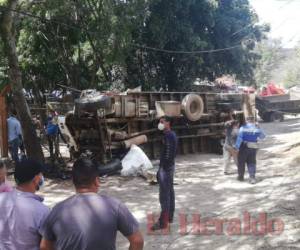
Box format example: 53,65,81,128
41,117,300,250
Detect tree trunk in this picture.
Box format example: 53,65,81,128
0,0,44,163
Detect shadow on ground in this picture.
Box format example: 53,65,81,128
38,117,300,250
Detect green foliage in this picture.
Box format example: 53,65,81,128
14,0,149,92
254,39,284,87
283,45,300,87
0,0,7,6
0,0,267,92
126,0,268,90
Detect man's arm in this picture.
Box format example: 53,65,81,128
224,120,233,128
16,120,22,136
116,201,143,250
258,129,266,140
40,238,55,250
234,127,243,150
39,208,55,250
127,231,144,250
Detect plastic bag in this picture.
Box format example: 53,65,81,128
121,145,153,177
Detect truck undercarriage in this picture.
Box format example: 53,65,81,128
60,90,249,163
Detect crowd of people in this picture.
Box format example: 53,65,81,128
0,116,178,250
0,158,144,250
0,113,266,249
7,107,67,166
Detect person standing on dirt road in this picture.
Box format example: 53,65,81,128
40,158,144,250
151,116,178,231
45,109,59,162
45,109,67,163
234,116,265,184
223,119,239,175
7,110,22,162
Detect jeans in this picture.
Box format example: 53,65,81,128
47,134,59,160
9,138,20,162
238,143,257,178
158,166,175,226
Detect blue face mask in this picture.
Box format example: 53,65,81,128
37,175,44,190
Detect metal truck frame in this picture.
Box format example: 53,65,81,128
256,93,300,122
59,91,251,163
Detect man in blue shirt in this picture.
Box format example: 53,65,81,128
0,159,49,250
45,110,67,163
7,111,22,162
151,116,178,230
45,110,58,161
234,116,265,184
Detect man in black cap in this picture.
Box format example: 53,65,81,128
0,159,49,250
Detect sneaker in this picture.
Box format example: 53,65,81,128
249,178,256,184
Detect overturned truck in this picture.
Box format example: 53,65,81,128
62,90,252,163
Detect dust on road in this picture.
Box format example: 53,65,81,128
40,117,300,250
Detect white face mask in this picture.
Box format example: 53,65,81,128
158,123,165,131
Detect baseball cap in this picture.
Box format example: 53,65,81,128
14,159,45,185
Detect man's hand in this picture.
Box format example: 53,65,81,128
230,148,239,157
40,239,55,250
127,231,144,250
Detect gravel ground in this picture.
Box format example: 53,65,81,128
38,116,300,250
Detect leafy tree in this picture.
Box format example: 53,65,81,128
0,0,44,162
254,38,284,87
17,0,148,92
283,45,300,87
0,0,268,95
126,0,268,91
210,0,268,84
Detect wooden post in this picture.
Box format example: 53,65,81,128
0,96,8,157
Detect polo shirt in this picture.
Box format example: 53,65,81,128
0,189,49,250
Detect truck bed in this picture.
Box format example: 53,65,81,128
256,94,300,122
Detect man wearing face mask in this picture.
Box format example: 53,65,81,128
0,158,49,250
151,116,178,230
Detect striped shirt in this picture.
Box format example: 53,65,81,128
235,123,266,149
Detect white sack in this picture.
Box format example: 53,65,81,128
121,145,153,177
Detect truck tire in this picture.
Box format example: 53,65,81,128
75,95,112,114
181,94,204,121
